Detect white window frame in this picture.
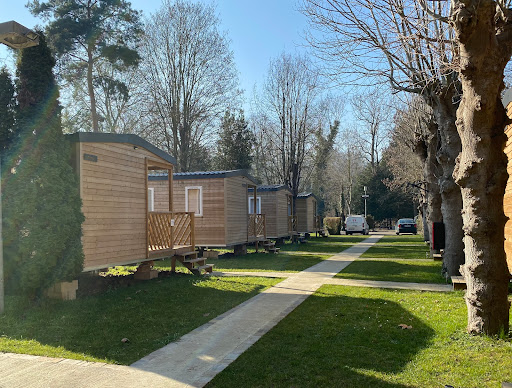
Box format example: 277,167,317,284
148,188,155,212
248,196,261,214
185,186,203,217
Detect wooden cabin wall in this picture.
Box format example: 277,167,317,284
150,179,170,211
504,102,512,274
308,197,317,232
296,197,309,233
225,176,250,245
276,191,290,237
259,191,277,238
77,142,169,271
172,178,226,246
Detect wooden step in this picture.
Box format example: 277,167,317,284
183,257,206,264
178,251,198,257
197,264,214,273
451,276,466,290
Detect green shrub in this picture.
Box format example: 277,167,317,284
324,217,341,235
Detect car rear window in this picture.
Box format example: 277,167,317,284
400,219,415,224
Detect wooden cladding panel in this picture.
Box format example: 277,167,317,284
225,176,251,246
259,190,290,238
276,191,290,237
78,141,170,270
259,191,277,238
296,197,308,233
150,177,226,246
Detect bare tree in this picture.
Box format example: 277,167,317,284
447,0,512,335
302,0,464,277
351,88,392,173
138,0,240,172
386,98,442,243
253,52,322,210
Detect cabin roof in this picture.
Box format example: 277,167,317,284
149,169,258,184
67,132,177,165
248,184,291,193
297,192,318,200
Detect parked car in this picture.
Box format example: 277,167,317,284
395,218,417,235
345,215,369,235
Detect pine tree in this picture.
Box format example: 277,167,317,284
214,110,255,170
0,67,16,152
3,33,84,299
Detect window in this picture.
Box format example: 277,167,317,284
248,196,261,214
148,188,154,211
186,186,203,216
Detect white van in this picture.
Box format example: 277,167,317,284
345,215,369,235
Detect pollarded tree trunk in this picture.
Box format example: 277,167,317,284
433,91,465,277
421,202,429,241
422,118,443,244
451,0,512,335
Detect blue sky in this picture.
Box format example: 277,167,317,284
0,0,310,108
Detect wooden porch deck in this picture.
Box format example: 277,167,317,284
147,211,195,259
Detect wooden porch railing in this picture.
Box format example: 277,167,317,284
148,211,195,253
288,215,298,233
248,213,266,239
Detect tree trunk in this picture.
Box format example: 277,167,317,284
421,202,429,241
87,49,99,132
451,0,512,335
433,92,465,277
422,118,443,244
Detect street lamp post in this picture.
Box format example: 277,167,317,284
0,20,39,314
362,186,369,219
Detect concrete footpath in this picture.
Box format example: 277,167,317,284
0,235,450,388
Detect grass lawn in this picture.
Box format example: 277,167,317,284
0,275,281,365
211,252,331,272
361,244,431,260
278,235,368,254
207,285,512,388
335,260,446,284
375,234,426,245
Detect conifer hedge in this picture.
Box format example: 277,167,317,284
3,33,84,299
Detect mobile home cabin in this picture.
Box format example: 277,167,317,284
68,133,195,272
250,185,295,240
149,170,265,249
296,192,321,235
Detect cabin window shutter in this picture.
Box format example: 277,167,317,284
185,186,203,216
148,188,154,211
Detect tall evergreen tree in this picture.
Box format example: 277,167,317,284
3,33,84,299
0,68,16,152
29,0,142,132
312,120,339,216
214,110,255,171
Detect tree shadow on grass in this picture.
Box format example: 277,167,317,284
208,287,435,388
0,275,277,365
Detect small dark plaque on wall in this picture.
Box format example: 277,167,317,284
83,153,98,162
